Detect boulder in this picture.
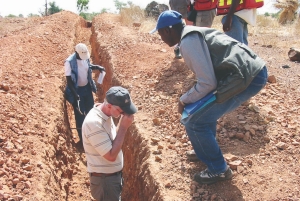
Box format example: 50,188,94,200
145,1,169,19
288,47,300,61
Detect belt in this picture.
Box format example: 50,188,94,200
90,171,122,177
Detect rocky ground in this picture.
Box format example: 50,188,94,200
0,11,299,201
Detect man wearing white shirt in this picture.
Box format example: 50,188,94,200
82,86,137,201
64,43,105,144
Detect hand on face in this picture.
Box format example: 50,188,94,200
119,114,134,129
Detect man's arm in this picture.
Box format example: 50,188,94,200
179,32,217,104
103,114,134,161
66,76,79,100
222,0,242,32
89,64,105,72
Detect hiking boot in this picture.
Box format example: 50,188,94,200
174,47,182,59
194,167,233,184
186,150,199,161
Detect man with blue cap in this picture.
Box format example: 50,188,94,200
150,10,268,184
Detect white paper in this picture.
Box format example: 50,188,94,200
97,71,106,84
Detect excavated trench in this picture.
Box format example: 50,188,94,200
60,19,163,200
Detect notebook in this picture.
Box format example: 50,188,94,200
181,91,216,120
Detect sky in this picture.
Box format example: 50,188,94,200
0,0,278,17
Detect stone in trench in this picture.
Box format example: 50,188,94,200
132,22,141,27
236,133,244,140
165,181,172,188
12,178,20,185
2,83,10,91
263,136,270,142
151,137,160,143
243,178,249,184
276,142,287,150
249,104,260,112
193,193,200,198
21,158,30,164
152,118,161,126
237,165,244,173
153,150,162,155
169,137,176,144
155,155,162,162
224,153,238,162
228,160,242,170
243,132,251,142
186,150,199,161
268,75,276,83
246,159,253,166
23,165,33,171
249,129,256,135
157,144,164,149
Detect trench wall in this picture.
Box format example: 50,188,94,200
89,22,163,201
0,11,163,200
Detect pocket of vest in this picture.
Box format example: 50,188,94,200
216,72,245,103
237,43,257,58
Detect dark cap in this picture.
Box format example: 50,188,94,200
106,86,137,114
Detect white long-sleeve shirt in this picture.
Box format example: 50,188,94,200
235,9,257,26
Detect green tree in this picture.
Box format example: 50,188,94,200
48,1,62,15
100,8,109,14
19,14,24,17
127,1,133,7
271,11,280,19
77,0,89,13
6,14,17,18
114,0,127,12
28,13,40,17
79,12,99,20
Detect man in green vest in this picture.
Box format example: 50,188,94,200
150,10,268,184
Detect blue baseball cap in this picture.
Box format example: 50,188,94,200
149,10,183,34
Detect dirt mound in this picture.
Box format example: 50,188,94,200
0,11,300,201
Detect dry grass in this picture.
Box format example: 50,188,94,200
274,0,299,24
139,18,157,33
256,15,280,28
119,5,299,48
294,19,300,34
119,5,160,33
120,5,146,26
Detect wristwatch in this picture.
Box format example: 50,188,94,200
179,100,185,106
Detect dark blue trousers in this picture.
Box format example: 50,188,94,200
72,84,94,142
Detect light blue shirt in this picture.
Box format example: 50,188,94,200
179,31,217,104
